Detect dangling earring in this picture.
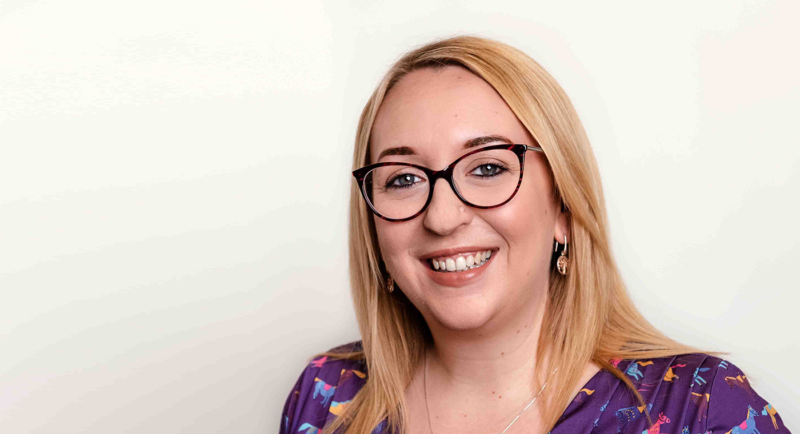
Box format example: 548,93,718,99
386,275,395,293
556,235,569,276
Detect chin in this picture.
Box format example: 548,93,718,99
428,300,495,331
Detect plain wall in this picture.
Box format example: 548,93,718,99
1,0,797,432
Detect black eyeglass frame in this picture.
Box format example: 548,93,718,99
352,143,545,222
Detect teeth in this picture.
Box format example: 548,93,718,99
429,250,494,272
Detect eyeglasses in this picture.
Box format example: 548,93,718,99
352,143,544,222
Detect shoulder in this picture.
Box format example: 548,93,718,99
703,355,791,433
279,341,368,434
608,353,790,434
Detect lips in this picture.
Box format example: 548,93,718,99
419,247,498,288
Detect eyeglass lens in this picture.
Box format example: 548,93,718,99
363,148,522,220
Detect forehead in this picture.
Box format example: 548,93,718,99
369,65,532,163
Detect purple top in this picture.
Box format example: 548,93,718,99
281,341,791,434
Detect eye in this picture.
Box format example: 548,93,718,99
386,173,423,189
469,163,507,177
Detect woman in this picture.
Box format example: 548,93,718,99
280,36,791,434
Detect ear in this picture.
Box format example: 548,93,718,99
553,202,570,245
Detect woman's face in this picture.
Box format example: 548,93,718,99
369,65,568,332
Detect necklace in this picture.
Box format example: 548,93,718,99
423,349,558,434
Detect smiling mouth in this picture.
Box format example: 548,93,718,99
428,250,493,272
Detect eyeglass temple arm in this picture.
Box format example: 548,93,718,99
525,144,544,153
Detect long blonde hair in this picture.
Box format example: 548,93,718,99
317,35,726,434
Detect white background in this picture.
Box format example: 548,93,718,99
1,1,798,432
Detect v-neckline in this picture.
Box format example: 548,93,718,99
374,361,617,434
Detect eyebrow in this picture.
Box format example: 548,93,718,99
376,135,514,161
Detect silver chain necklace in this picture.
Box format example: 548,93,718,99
423,349,558,434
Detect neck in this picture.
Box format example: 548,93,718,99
424,288,550,399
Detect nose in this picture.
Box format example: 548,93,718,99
422,177,473,235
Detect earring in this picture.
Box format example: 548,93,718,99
556,235,569,276
386,275,395,293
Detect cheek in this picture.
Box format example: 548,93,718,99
490,170,556,253
374,220,414,270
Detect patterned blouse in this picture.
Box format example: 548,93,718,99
280,341,791,434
